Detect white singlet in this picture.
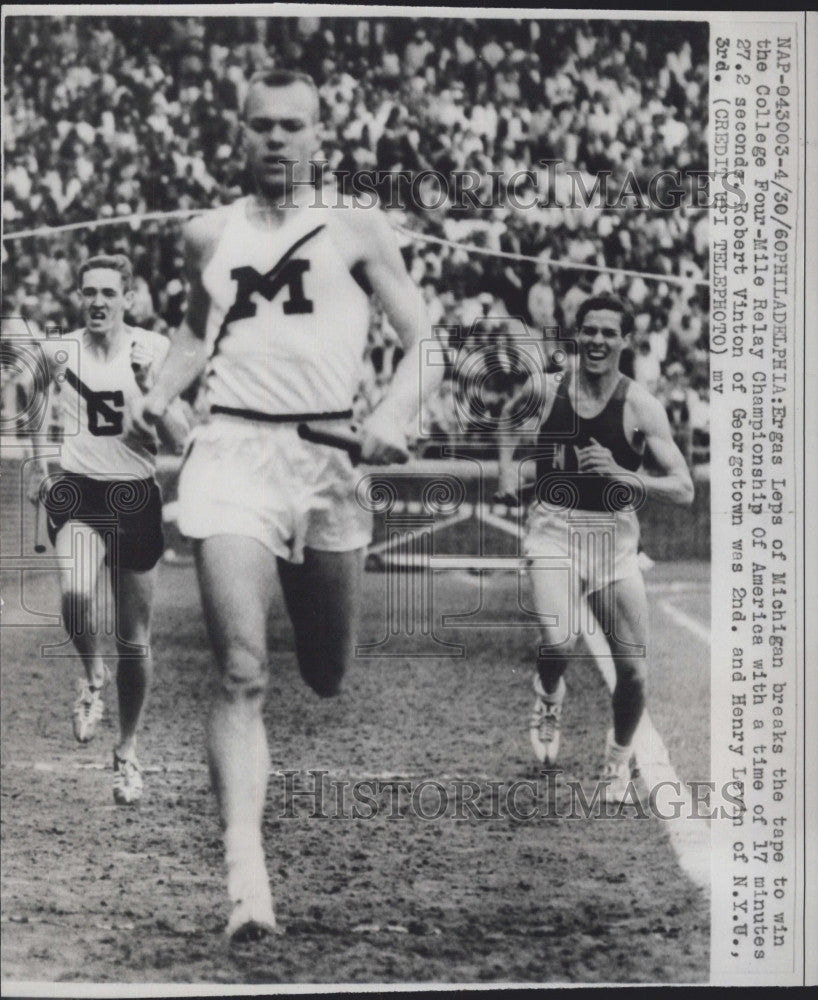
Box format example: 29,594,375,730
55,326,169,480
201,197,370,417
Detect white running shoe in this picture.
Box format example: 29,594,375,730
72,679,105,743
225,841,277,942
601,730,638,805
529,674,566,765
113,752,143,806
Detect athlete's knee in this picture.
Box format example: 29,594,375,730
61,590,95,637
116,618,151,657
217,641,269,701
537,633,579,662
614,657,647,690
116,634,152,661
299,654,346,698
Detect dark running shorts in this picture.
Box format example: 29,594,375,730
44,473,164,572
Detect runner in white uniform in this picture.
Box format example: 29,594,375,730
127,70,437,941
177,195,373,561
28,254,188,805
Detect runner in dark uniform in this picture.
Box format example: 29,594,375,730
534,370,644,513
502,294,694,801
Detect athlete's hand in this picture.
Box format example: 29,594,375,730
493,470,523,507
124,392,167,449
575,437,623,477
358,407,410,465
493,489,520,507
130,339,156,393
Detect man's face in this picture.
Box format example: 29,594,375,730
244,82,320,196
576,308,628,377
79,267,131,335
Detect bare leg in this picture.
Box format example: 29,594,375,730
526,562,583,692
526,562,585,763
277,547,364,698
114,565,156,760
55,522,109,689
195,534,277,939
589,573,649,747
195,535,276,832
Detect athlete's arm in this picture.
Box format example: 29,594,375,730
126,216,215,440
135,334,193,454
635,392,695,505
350,209,441,464
576,386,695,506
495,372,550,502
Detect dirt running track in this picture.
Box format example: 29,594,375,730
1,463,709,986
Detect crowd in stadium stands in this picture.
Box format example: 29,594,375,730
2,15,710,460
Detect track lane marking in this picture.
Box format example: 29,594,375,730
657,598,710,644
582,621,711,892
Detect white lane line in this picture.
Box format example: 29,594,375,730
658,599,710,644
648,580,709,596
582,624,711,892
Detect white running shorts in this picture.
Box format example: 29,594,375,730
177,418,372,563
523,503,641,594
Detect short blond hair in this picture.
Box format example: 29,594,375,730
78,254,133,292
243,69,320,121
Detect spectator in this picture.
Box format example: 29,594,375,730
2,15,709,460
526,269,556,333
403,28,434,76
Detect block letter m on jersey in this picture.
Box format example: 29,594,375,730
229,260,313,319
212,223,325,356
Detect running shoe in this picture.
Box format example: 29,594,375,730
529,673,566,765
113,751,143,806
72,678,105,743
601,729,638,805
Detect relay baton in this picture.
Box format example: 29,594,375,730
297,422,364,465
34,496,48,552
493,479,536,508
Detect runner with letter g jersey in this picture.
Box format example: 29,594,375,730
27,254,188,806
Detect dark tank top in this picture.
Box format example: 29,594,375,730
535,373,643,512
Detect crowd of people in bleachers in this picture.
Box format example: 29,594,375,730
2,15,710,460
